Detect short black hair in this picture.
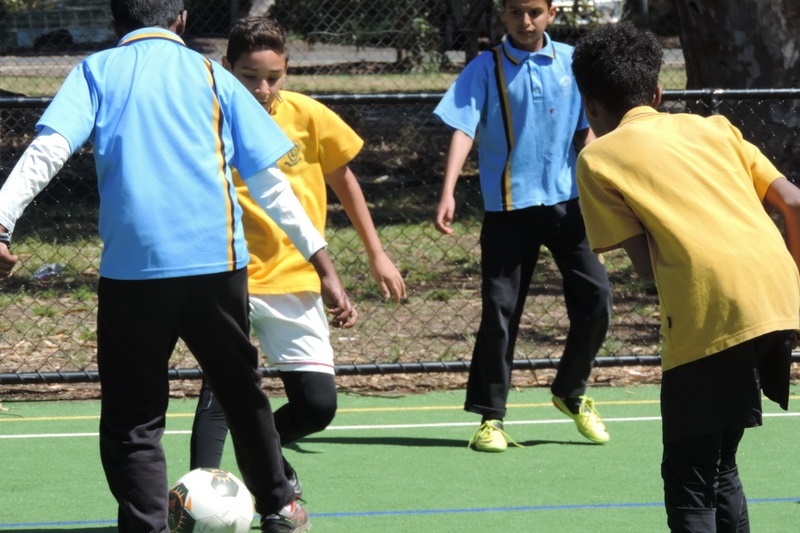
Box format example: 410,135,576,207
110,0,184,31
226,17,288,67
572,23,663,115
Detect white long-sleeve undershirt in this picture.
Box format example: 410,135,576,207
0,127,72,234
244,166,327,260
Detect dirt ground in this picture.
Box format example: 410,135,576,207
0,364,666,403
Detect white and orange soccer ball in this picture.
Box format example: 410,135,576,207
168,468,254,533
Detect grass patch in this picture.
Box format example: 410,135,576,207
0,66,687,97
287,73,459,94
1,76,63,97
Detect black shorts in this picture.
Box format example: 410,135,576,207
660,330,794,442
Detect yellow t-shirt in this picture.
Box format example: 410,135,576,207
577,106,800,371
234,91,364,294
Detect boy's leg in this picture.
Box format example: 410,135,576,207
96,277,180,533
661,428,748,533
273,370,337,494
465,209,540,419
274,371,337,445
250,292,337,485
248,292,337,444
190,379,229,469
545,199,611,398
180,270,294,516
716,428,749,532
660,338,771,533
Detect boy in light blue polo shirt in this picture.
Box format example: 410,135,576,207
0,0,354,531
433,0,612,452
36,27,291,281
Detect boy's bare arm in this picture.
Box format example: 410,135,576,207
573,127,596,153
618,234,655,283
435,130,474,235
325,165,407,302
763,176,800,271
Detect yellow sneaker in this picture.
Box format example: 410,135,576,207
467,419,522,452
552,395,610,444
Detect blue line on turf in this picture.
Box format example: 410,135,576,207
310,497,800,518
2,497,797,529
0,518,117,529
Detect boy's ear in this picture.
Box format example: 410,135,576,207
172,9,188,35
651,86,663,108
548,4,558,24
221,56,232,71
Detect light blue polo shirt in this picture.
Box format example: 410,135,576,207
434,34,588,211
37,28,293,280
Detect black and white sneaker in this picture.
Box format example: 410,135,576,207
260,499,310,533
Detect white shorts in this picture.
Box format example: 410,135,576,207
248,292,334,374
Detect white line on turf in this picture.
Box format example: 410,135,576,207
2,412,798,439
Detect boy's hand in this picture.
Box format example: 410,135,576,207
435,195,456,235
369,253,407,303
320,275,358,328
309,248,358,328
0,243,18,282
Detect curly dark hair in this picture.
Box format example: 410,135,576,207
572,23,663,115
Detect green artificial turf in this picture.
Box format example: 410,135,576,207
2,384,798,532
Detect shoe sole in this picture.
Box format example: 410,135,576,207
260,519,311,533
470,443,507,452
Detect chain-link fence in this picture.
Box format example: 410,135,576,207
3,90,800,388
0,0,685,96
1,2,798,391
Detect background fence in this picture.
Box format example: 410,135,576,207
1,1,797,392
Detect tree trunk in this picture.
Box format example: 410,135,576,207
675,0,800,179
231,0,276,24
675,0,800,88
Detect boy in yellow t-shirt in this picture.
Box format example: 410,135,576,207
189,16,407,507
572,24,800,531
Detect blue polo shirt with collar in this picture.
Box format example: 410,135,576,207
36,28,293,280
434,33,588,212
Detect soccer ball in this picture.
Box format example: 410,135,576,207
168,468,255,533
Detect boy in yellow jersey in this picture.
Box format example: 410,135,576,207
573,24,800,531
190,16,407,512
434,0,612,452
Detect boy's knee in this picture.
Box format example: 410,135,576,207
300,396,337,432
286,389,337,434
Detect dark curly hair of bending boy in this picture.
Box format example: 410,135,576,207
572,23,663,115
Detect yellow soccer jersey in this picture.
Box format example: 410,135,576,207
234,91,364,294
577,107,800,371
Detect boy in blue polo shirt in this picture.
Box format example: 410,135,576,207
433,0,612,451
0,0,350,531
